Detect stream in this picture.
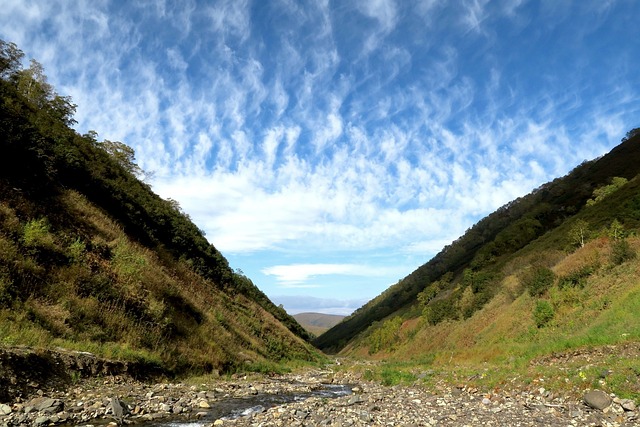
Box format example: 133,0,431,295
140,383,352,426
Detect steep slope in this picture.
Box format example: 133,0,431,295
0,41,318,375
315,130,640,353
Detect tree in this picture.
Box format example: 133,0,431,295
608,219,625,241
11,57,77,127
622,127,640,142
97,140,143,177
0,40,24,78
586,177,628,206
569,219,589,248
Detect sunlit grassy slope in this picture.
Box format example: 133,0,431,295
318,131,640,401
0,40,321,376
316,130,640,355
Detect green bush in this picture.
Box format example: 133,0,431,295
533,300,554,328
368,316,403,354
67,238,86,263
609,239,636,266
558,264,597,289
424,298,457,325
22,218,54,249
523,266,556,297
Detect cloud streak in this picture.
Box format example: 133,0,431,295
3,0,639,313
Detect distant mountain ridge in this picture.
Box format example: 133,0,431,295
293,313,345,336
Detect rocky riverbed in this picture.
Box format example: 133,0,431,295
0,367,638,427
0,347,638,426
223,378,638,427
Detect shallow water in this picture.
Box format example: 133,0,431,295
141,383,351,426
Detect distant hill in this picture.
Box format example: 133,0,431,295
0,40,318,375
293,313,345,336
315,129,640,359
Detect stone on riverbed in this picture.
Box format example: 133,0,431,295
583,390,612,410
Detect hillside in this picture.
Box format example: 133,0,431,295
0,40,319,375
315,129,640,356
293,313,345,336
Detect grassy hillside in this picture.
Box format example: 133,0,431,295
293,313,345,336
315,130,640,354
0,40,320,375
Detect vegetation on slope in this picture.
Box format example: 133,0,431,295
0,40,319,375
315,129,640,353
320,131,640,401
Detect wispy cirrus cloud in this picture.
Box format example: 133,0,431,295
3,0,639,314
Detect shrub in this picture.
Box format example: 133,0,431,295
424,298,457,325
533,300,554,328
368,316,403,354
558,264,597,289
67,238,86,263
523,266,556,297
609,239,636,265
22,218,54,249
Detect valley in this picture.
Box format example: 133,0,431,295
1,38,640,426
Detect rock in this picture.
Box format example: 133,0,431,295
347,395,363,406
621,399,636,412
294,409,309,419
359,410,373,422
0,404,11,415
198,400,211,409
482,397,492,405
583,390,612,410
109,397,128,422
213,420,224,426
34,416,50,426
27,397,63,413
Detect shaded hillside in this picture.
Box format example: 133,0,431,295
0,40,317,374
315,129,640,353
293,313,345,336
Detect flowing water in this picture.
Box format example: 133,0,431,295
140,383,351,426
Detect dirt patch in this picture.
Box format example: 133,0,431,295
530,342,640,367
0,346,164,403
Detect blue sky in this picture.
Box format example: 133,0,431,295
2,1,639,315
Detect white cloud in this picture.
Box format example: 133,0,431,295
3,0,639,312
357,0,398,32
262,263,400,287
460,0,490,34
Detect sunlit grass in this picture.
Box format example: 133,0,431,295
348,237,640,401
